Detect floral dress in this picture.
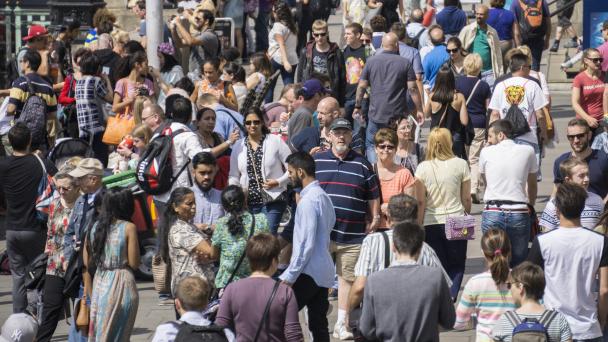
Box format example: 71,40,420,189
45,197,74,278
211,212,269,288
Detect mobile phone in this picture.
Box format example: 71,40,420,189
102,66,110,75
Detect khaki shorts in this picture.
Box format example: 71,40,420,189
330,242,361,283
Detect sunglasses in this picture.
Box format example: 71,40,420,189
377,144,395,150
245,120,261,126
362,39,371,43
446,48,459,54
313,32,328,37
587,57,604,64
567,133,588,141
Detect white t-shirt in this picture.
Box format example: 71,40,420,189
489,76,549,145
528,228,608,340
268,22,298,66
479,139,538,204
540,192,604,231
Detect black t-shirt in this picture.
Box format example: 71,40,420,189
0,155,57,231
343,45,367,101
312,47,329,75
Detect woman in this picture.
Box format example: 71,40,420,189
267,1,298,100
195,185,270,289
491,262,572,342
153,42,184,111
391,115,425,175
415,127,471,299
222,62,248,109
572,48,605,138
246,53,272,96
59,47,90,139
116,124,153,169
193,58,238,112
343,0,368,27
425,66,469,159
375,0,403,28
373,128,419,229
229,108,292,234
159,187,216,295
447,37,467,77
454,229,516,341
196,107,240,158
488,0,519,61
540,157,604,231
37,166,81,342
455,53,492,203
112,50,155,120
85,188,140,341
215,233,303,341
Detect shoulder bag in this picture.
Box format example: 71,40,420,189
102,79,136,145
253,280,281,342
430,161,476,240
463,80,481,146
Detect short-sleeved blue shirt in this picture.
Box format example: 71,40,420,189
553,149,608,199
487,7,516,41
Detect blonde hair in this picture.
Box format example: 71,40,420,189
131,124,153,145
505,46,532,67
463,53,483,76
312,20,328,32
582,48,601,71
426,128,454,161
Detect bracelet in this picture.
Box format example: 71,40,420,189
373,214,381,219
226,140,234,146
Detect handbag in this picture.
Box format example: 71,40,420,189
253,280,280,342
152,254,171,293
24,253,48,290
102,80,135,145
463,80,481,146
75,295,89,331
430,161,476,241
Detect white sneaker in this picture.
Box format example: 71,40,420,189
333,323,354,340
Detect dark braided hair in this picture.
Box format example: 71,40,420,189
221,185,247,236
159,187,194,262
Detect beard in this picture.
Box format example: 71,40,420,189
291,175,303,189
334,144,348,154
196,180,212,192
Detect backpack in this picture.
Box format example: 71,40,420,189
17,76,48,147
169,321,229,342
504,310,558,342
408,28,426,50
136,124,189,195
503,81,531,137
518,0,545,39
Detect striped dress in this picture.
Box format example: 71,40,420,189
454,271,516,341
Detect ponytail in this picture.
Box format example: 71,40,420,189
221,185,247,236
481,228,511,285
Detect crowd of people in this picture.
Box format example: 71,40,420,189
1,0,608,341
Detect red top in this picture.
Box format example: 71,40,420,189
58,74,75,105
572,71,606,121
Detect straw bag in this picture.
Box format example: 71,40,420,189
102,80,135,145
152,255,171,293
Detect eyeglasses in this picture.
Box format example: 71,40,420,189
567,133,587,141
141,114,156,121
377,144,395,150
245,120,261,126
446,48,459,54
587,57,604,64
313,32,328,38
57,186,74,192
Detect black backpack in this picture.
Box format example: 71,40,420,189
136,124,189,195
505,104,531,138
24,253,48,290
408,28,426,50
170,322,229,342
18,76,48,147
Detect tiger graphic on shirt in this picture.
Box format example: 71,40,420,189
504,85,526,106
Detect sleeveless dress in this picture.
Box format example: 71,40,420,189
430,103,467,159
88,220,139,342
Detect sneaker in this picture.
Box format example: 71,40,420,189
549,41,559,52
328,288,338,301
563,39,579,49
158,298,174,306
333,324,354,340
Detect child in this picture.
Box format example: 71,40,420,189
222,62,247,109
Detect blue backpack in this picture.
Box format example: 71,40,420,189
504,310,558,342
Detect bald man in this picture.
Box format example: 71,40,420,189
422,26,450,90
459,4,503,87
354,32,422,163
406,8,430,49
290,97,364,155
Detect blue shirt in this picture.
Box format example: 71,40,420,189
280,181,336,287
314,149,380,244
487,8,516,41
423,46,450,88
213,105,244,141
376,42,423,75
435,6,467,35
191,185,225,225
553,149,608,199
151,311,235,342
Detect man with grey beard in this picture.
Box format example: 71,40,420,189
313,117,380,339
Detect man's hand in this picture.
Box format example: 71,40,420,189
366,218,379,234
309,146,323,155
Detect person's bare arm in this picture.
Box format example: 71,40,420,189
348,276,367,313
527,172,538,206
38,50,50,77
535,108,548,143
424,93,433,119
366,198,381,233
598,266,608,330
458,94,469,126
6,103,16,116
275,32,292,73
220,85,238,111
173,18,201,46
112,92,134,113
246,73,261,90
460,179,472,213
512,21,521,47
193,239,220,261
125,222,141,270
489,110,501,123
409,80,423,118
603,86,608,120
572,87,599,128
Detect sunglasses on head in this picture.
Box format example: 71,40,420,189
245,120,261,126
313,32,327,37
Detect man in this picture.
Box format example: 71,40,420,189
511,0,551,71
18,24,51,77
342,23,369,127
0,313,39,342
263,83,296,126
458,4,503,87
480,120,537,267
489,53,548,172
133,0,171,48
287,79,326,144
354,33,423,162
296,19,345,105
405,9,430,49
528,182,608,341
422,26,449,90
348,194,451,324
190,152,224,228
280,152,336,341
314,118,380,339
549,0,579,51
151,276,235,342
553,119,608,200
171,9,219,75
290,97,364,155
359,222,456,341
197,93,244,141
51,18,81,78
6,48,58,154
435,0,468,38
369,15,387,50
0,123,57,314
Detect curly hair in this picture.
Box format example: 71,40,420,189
221,185,248,236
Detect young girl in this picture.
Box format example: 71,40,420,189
193,58,238,111
454,228,516,341
246,53,272,98
223,62,248,110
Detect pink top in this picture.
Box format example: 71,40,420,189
378,166,416,228
598,41,608,72
114,77,155,115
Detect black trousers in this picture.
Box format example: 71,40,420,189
6,229,46,313
36,275,67,342
292,273,330,342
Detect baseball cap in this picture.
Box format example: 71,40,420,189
301,79,330,98
23,25,48,41
0,313,38,342
69,158,104,178
330,118,352,131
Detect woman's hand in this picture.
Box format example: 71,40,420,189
263,179,279,189
380,203,389,216
284,63,292,73
585,116,599,128
228,129,240,145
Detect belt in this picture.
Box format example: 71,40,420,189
484,207,529,213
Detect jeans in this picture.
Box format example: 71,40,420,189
269,59,296,103
250,200,287,235
6,229,46,313
292,273,330,342
424,224,468,299
37,275,67,342
481,210,531,267
522,37,545,71
365,121,389,163
255,10,270,52
480,69,495,89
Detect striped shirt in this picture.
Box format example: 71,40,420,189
314,149,380,244
9,73,57,115
353,229,453,287
540,193,603,232
491,310,572,342
454,272,516,342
